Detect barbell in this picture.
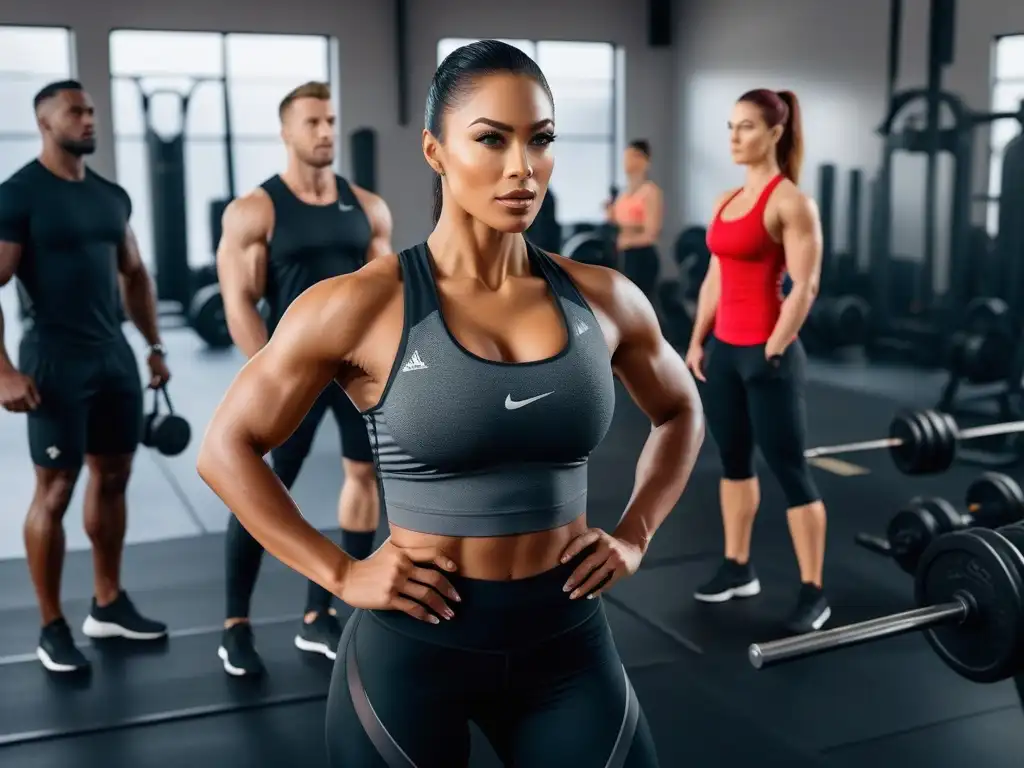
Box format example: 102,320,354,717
855,471,1024,574
804,408,1024,475
749,523,1024,684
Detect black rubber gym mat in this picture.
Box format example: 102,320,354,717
823,703,1024,768
0,595,684,747
610,555,1023,756
0,623,331,747
0,660,829,768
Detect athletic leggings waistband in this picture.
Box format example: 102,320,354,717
367,545,601,652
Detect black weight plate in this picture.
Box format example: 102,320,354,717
915,528,1024,683
674,226,709,265
965,472,1024,527
964,296,1011,335
188,284,233,350
564,232,610,267
921,409,958,475
890,410,940,475
832,295,870,346
995,524,1024,565
888,497,960,575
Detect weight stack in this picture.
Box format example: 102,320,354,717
350,128,378,193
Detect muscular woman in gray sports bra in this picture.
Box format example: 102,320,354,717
198,40,704,768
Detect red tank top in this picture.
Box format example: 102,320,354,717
705,175,787,345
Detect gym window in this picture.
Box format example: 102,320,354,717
987,34,1024,234
437,38,623,226
0,25,76,182
107,29,339,270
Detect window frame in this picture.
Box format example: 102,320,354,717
0,24,77,141
986,32,1024,234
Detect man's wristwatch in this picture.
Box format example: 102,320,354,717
148,343,167,357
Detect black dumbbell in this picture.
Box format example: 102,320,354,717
855,471,1024,574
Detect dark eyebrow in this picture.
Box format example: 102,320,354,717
468,117,554,131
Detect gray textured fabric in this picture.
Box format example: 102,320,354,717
364,243,616,537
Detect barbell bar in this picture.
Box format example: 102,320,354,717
748,525,1024,684
803,408,1024,475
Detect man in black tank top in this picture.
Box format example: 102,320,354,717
215,81,394,676
0,81,171,674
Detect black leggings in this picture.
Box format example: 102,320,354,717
701,336,820,507
622,246,660,299
326,551,659,767
225,386,376,619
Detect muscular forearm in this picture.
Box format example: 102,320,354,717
123,270,162,345
0,305,12,372
225,304,269,359
197,434,352,593
613,402,705,554
689,283,718,347
768,283,816,350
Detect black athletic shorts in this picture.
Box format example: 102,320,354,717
271,382,373,467
19,334,143,469
326,548,659,767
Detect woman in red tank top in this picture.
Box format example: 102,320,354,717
685,89,830,635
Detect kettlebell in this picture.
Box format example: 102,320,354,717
142,386,191,457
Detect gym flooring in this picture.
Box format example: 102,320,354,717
0,313,1021,766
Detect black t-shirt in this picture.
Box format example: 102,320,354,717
0,160,132,347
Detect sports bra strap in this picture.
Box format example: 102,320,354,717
397,244,440,327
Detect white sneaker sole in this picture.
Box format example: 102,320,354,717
693,578,762,603
294,635,337,661
37,646,88,673
218,645,251,677
82,615,167,641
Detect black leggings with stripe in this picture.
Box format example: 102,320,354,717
325,550,659,767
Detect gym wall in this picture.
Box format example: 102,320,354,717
0,0,678,259
673,0,1023,294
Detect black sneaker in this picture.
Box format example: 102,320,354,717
218,623,265,677
784,583,831,634
81,591,167,641
295,610,342,660
693,558,761,603
37,618,90,673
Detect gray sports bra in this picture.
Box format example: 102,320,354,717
360,241,616,537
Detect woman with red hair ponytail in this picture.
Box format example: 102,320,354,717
685,87,830,636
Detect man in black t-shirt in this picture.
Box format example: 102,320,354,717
0,80,171,673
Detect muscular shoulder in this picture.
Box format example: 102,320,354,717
349,183,392,229
281,253,402,354
773,179,818,223
222,189,274,240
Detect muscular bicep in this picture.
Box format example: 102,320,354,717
781,196,822,290
210,284,346,453
0,242,21,286
611,277,700,426
217,199,269,307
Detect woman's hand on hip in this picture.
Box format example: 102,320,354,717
559,528,644,600
338,539,462,623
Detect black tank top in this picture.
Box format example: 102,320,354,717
362,242,617,537
260,174,372,332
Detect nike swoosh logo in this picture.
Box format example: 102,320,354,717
504,392,554,410
338,203,354,211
